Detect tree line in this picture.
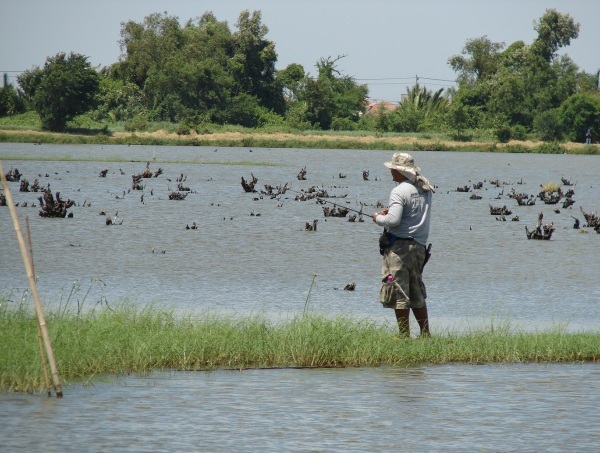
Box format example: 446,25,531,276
1,8,598,143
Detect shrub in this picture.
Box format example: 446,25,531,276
511,124,527,141
533,109,563,141
496,124,512,143
124,116,148,132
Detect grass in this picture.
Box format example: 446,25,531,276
1,300,598,393
1,113,598,154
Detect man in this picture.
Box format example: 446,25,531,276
371,152,434,337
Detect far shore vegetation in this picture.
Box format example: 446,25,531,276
1,9,599,155
1,119,598,156
1,301,598,394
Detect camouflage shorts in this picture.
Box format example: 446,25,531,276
379,239,427,309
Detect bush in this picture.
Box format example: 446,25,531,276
496,124,512,143
124,116,148,132
535,142,566,154
511,124,527,141
533,109,563,141
330,117,357,131
559,93,600,143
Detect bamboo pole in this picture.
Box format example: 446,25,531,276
0,161,63,397
25,216,52,398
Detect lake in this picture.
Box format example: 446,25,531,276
1,143,599,450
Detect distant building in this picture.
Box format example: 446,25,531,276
365,100,398,115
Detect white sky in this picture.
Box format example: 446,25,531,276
1,0,598,103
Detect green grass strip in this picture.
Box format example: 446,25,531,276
1,303,598,393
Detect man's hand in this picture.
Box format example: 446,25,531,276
372,209,388,222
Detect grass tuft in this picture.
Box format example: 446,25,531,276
1,302,598,393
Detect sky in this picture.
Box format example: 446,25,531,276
1,0,598,103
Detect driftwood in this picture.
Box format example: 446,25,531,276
19,179,30,192
323,206,349,217
580,207,600,233
241,174,258,192
262,183,290,197
538,188,562,205
562,198,575,209
489,205,512,216
297,166,307,180
168,191,188,200
509,190,536,206
38,189,75,218
4,167,21,182
305,219,318,231
131,174,144,191
561,176,573,186
525,212,554,240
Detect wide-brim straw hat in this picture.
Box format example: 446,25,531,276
384,152,435,192
384,152,420,180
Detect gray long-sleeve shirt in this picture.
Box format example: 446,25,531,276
374,180,432,246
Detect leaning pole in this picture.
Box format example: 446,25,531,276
0,161,63,397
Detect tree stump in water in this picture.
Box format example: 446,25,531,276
525,212,554,240
38,189,75,218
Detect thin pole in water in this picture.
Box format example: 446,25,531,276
25,215,52,397
0,161,63,397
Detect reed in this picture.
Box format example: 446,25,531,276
1,301,598,393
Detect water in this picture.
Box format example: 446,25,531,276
2,143,599,331
1,364,599,451
1,144,599,450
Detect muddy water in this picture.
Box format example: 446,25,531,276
2,143,599,331
1,364,599,451
1,144,599,450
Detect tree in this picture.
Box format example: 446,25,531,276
296,55,367,130
386,83,449,132
17,52,100,131
230,10,284,114
558,93,600,142
0,74,25,117
531,9,579,63
448,36,505,85
449,9,584,130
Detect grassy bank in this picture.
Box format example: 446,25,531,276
1,302,598,393
1,126,599,155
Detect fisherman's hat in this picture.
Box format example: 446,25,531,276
384,152,435,192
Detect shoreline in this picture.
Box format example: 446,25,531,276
1,128,598,154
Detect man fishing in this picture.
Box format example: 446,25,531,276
371,152,434,338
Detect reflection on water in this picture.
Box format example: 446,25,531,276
1,364,599,451
2,144,599,332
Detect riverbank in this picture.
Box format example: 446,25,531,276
1,128,598,154
2,303,598,393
